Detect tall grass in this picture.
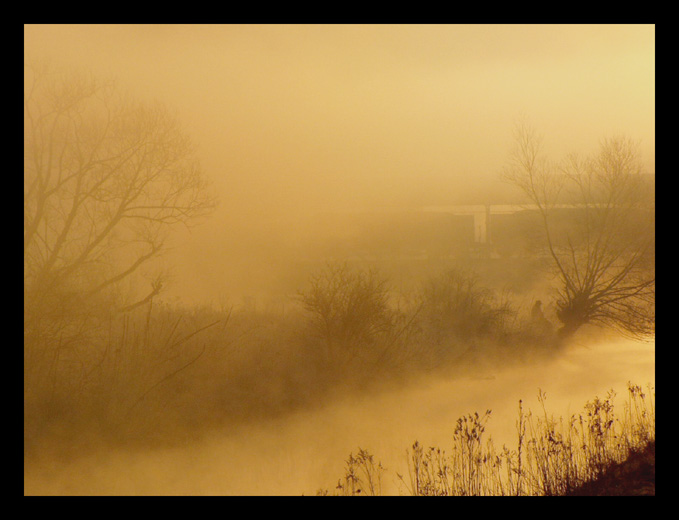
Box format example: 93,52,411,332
319,382,655,496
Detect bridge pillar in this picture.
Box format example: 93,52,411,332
473,205,491,244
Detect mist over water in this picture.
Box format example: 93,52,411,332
24,336,654,496
24,25,655,496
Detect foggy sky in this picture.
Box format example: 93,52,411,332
24,24,655,304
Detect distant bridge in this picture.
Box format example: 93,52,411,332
422,204,550,244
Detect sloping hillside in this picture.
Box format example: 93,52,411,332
566,442,655,496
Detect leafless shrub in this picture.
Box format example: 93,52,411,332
298,263,418,366
419,269,516,345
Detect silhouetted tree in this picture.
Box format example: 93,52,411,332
298,263,421,370
24,60,216,333
420,269,515,342
503,122,654,341
299,264,394,353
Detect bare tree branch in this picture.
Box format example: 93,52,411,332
503,122,654,341
24,60,217,332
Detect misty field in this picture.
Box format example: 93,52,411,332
24,262,539,451
24,260,655,495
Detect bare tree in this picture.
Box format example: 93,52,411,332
298,263,395,354
503,122,655,341
24,60,216,331
297,263,421,369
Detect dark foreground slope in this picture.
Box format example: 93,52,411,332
565,442,655,496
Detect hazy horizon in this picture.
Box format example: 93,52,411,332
24,24,655,305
